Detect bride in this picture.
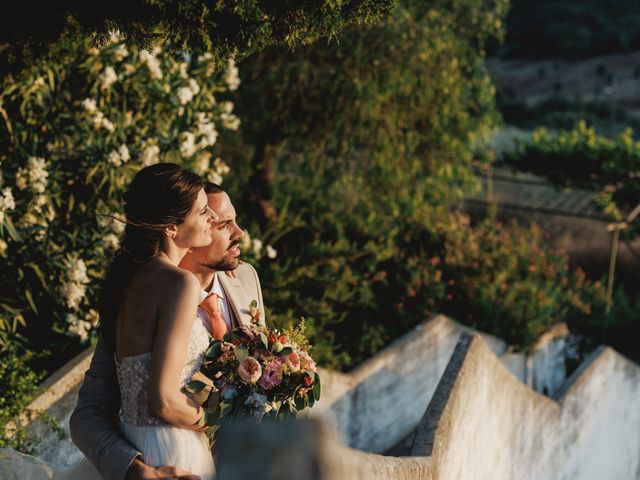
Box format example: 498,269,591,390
97,163,217,479
0,163,218,480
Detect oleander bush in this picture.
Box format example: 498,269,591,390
0,35,246,362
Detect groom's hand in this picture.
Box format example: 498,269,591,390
126,458,200,480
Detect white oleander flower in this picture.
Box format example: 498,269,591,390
104,233,120,250
102,117,115,132
252,238,263,256
266,245,278,259
90,110,104,127
177,86,195,105
32,194,48,213
179,132,197,158
66,313,93,342
240,230,252,251
16,157,49,194
107,144,129,166
108,150,122,166
108,30,124,44
221,101,234,114
82,98,97,113
225,59,240,91
139,50,163,80
179,62,189,79
0,187,16,224
122,63,136,75
221,112,241,131
195,113,218,148
206,157,229,185
188,78,200,95
99,66,118,90
113,44,129,62
140,143,160,166
60,254,90,310
118,144,130,163
213,157,230,176
193,152,211,175
197,52,213,63
90,110,115,132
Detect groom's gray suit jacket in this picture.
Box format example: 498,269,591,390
69,264,264,480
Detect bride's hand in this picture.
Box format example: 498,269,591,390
224,259,244,278
126,458,200,479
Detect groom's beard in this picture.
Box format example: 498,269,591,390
204,240,241,271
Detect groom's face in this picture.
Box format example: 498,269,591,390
190,191,244,271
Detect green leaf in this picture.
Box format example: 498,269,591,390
249,299,257,309
234,346,248,363
205,341,222,359
4,217,22,242
294,394,306,411
259,331,269,349
307,390,316,408
24,290,38,314
185,380,206,393
264,306,276,330
312,372,321,401
27,263,48,290
276,346,293,356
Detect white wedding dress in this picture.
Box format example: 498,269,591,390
0,316,215,480
114,315,215,479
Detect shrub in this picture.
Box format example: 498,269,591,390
439,211,606,350
503,121,640,235
0,36,242,362
0,344,45,453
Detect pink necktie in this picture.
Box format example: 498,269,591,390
200,293,227,340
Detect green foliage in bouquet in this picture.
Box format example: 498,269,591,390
0,36,243,367
503,121,640,236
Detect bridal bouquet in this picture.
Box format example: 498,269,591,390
185,301,321,443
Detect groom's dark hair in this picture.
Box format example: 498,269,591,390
204,182,225,195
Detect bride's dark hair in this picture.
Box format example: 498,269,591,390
99,163,205,349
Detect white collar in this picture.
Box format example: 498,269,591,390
199,273,226,303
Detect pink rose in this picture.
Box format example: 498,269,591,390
284,351,301,372
259,358,283,390
238,357,262,384
299,351,317,373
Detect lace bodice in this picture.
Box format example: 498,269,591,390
116,317,211,426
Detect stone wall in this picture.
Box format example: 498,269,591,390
315,316,571,452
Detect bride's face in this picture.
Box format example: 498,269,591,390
173,188,216,248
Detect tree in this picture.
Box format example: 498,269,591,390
0,0,394,75
213,0,510,368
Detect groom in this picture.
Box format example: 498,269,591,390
69,182,265,480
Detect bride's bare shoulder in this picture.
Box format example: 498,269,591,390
145,259,200,296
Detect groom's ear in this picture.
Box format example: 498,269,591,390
164,224,178,239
